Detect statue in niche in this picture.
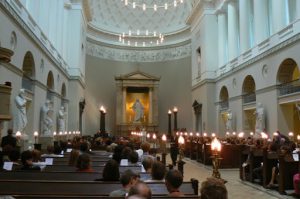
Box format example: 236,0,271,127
131,99,144,122
40,100,51,135
226,109,233,131
15,89,27,133
57,106,66,133
254,102,265,134
43,110,53,136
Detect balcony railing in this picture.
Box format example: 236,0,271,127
243,93,256,104
219,100,229,111
278,79,300,96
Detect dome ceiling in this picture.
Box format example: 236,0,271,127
86,0,193,47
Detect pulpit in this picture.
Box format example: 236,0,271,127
115,71,160,135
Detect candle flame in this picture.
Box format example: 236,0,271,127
211,137,221,152
34,131,39,137
162,134,167,141
178,135,185,145
288,132,294,137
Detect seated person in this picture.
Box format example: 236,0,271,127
8,149,21,169
128,182,152,199
0,151,4,171
20,150,41,171
128,151,140,165
68,149,80,166
142,156,153,173
41,145,63,157
76,153,94,172
96,159,120,181
165,170,184,197
109,169,139,197
200,177,227,199
145,161,166,182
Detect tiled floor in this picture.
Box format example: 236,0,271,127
165,156,295,199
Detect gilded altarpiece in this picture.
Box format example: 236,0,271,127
115,71,160,135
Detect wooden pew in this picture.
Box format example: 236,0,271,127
262,149,278,188
0,179,199,196
202,144,212,165
43,165,143,173
239,145,250,180
13,195,201,199
278,153,299,194
0,171,151,181
248,148,263,183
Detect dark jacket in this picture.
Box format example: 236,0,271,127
1,135,17,148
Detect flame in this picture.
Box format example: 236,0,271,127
211,137,221,152
162,134,167,141
152,134,157,139
288,132,294,137
238,132,244,138
178,135,185,145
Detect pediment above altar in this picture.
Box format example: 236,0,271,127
115,71,160,81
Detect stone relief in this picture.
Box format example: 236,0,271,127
87,42,191,62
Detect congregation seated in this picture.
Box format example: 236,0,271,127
76,153,94,172
165,169,185,197
41,145,63,157
145,161,166,182
109,169,139,197
128,181,152,199
96,159,120,181
200,177,227,199
20,150,41,171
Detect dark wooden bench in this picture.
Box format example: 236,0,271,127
12,195,201,199
262,149,278,188
43,165,143,173
0,171,151,181
0,179,199,196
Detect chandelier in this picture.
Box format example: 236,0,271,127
121,0,185,11
118,29,165,47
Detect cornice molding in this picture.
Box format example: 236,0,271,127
86,40,191,63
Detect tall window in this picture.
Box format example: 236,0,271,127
196,47,201,78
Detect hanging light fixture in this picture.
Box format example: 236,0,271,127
121,0,185,11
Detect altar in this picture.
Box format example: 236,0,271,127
115,71,160,135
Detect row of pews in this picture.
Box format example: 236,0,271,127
184,140,299,196
0,150,200,198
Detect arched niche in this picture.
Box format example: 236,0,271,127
22,51,35,92
219,86,229,110
46,71,54,100
242,75,256,104
277,58,300,96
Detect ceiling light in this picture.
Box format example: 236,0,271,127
121,0,184,11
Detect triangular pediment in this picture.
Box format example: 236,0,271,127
115,71,160,81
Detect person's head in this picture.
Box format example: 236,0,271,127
76,153,91,170
165,170,183,192
80,141,89,152
200,178,227,199
46,145,54,154
102,159,120,181
68,149,80,166
151,161,166,180
8,149,20,162
121,146,133,159
7,129,13,135
141,142,150,153
128,182,152,199
120,169,139,188
129,151,139,164
54,145,62,155
142,157,153,173
21,150,33,166
31,149,41,162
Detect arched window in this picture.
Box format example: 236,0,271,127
277,58,300,96
46,71,54,100
219,86,229,110
22,51,35,92
242,75,256,104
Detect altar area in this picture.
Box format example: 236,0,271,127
115,71,160,135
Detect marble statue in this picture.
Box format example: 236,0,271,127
57,106,66,133
40,100,51,135
131,99,144,122
15,89,27,132
226,109,233,131
255,102,265,134
43,109,53,136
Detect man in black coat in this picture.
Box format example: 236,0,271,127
1,129,17,148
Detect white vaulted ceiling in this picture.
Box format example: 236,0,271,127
86,0,193,48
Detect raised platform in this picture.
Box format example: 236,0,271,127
116,124,158,136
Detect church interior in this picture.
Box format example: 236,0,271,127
0,0,300,198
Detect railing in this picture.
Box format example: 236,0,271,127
243,93,256,104
219,100,229,111
278,79,300,96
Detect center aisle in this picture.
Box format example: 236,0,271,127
161,155,293,199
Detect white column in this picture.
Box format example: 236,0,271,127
271,0,288,33
227,0,239,60
217,11,227,67
56,0,64,54
296,0,300,19
239,0,250,53
253,0,269,44
49,0,58,46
